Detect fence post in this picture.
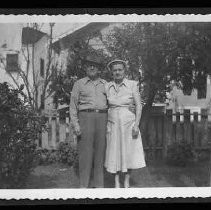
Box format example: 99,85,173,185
201,109,208,147
207,112,211,186
65,110,70,141
147,115,156,160
190,110,194,122
59,109,66,143
56,112,60,145
180,109,184,122
184,109,191,145
157,113,164,159
172,109,176,123
163,113,167,158
51,114,57,149
193,112,199,147
41,116,49,149
48,115,52,149
176,111,184,144
163,109,173,158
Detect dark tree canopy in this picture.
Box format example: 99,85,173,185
103,22,211,104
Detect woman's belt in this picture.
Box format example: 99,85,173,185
80,109,108,113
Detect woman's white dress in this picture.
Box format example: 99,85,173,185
104,78,146,173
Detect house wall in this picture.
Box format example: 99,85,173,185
33,35,53,110
21,35,58,111
0,31,55,111
0,49,27,90
167,76,211,112
0,23,23,88
0,23,22,51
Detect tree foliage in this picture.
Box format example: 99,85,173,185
103,23,211,103
101,22,211,136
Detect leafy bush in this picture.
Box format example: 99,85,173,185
0,82,45,188
36,142,79,174
36,149,59,165
166,142,196,167
57,142,78,166
194,150,210,162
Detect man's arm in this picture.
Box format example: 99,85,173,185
69,81,81,136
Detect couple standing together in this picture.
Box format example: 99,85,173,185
69,54,146,188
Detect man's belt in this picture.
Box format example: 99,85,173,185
80,109,108,113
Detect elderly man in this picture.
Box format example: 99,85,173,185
69,54,107,188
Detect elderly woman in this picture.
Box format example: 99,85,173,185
105,59,146,188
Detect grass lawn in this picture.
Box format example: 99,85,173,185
24,160,211,189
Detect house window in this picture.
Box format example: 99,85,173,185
197,85,207,99
6,53,19,72
40,58,44,78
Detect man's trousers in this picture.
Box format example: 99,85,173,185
78,112,107,188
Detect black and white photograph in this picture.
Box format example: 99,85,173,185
1,15,211,199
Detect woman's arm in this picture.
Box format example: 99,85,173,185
132,81,142,128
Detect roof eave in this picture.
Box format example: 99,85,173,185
52,22,110,53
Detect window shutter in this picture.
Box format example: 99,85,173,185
40,58,44,77
6,53,19,72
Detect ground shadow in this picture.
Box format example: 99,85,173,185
23,161,210,189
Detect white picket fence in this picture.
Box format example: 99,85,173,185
40,110,76,149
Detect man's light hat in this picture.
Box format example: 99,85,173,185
107,59,127,71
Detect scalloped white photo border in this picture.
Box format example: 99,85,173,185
1,14,211,22
1,14,211,199
0,187,211,199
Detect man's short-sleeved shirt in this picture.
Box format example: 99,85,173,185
72,77,108,111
